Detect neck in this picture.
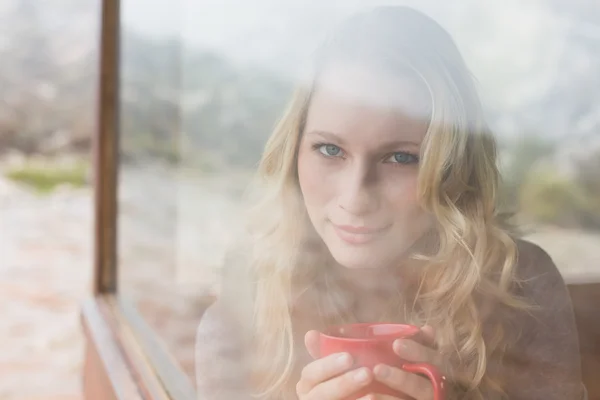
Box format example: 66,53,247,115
330,259,420,296
321,265,410,324
334,266,396,294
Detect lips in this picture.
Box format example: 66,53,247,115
332,223,389,244
334,224,386,234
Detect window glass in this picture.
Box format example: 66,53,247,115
117,0,600,391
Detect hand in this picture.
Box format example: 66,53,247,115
296,330,374,400
359,325,443,400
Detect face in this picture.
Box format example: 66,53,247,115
297,62,434,271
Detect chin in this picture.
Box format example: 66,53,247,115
321,227,417,270
326,241,398,270
331,252,375,270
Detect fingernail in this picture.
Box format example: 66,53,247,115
337,353,351,366
354,368,369,382
375,364,389,378
357,396,373,400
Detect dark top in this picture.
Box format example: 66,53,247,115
195,240,585,399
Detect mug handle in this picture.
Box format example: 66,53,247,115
400,363,446,400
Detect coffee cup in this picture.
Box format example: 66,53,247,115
319,323,446,400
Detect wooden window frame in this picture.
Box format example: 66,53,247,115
81,1,196,399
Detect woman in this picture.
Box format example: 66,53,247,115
196,6,584,400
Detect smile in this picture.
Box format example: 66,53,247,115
332,223,389,245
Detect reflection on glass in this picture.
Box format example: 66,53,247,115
117,0,599,393
117,0,194,376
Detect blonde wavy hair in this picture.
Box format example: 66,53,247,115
238,6,529,400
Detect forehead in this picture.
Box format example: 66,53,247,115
305,62,431,144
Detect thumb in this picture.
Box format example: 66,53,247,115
304,330,321,360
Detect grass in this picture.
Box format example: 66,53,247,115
5,162,88,193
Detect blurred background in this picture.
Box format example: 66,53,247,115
0,0,599,399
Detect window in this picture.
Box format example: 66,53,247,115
85,1,600,399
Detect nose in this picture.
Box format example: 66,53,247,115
337,161,379,215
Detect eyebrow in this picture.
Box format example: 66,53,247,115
305,130,421,149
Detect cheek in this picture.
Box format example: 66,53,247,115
385,172,421,214
297,149,330,209
387,173,435,241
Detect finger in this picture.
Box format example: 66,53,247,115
393,339,439,364
309,367,373,400
296,352,353,395
304,330,321,360
420,325,436,347
373,364,434,400
357,395,402,400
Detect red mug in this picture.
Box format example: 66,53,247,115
319,323,446,400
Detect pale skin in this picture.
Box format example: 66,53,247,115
295,61,443,399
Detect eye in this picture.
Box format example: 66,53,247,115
318,144,343,157
386,152,419,165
